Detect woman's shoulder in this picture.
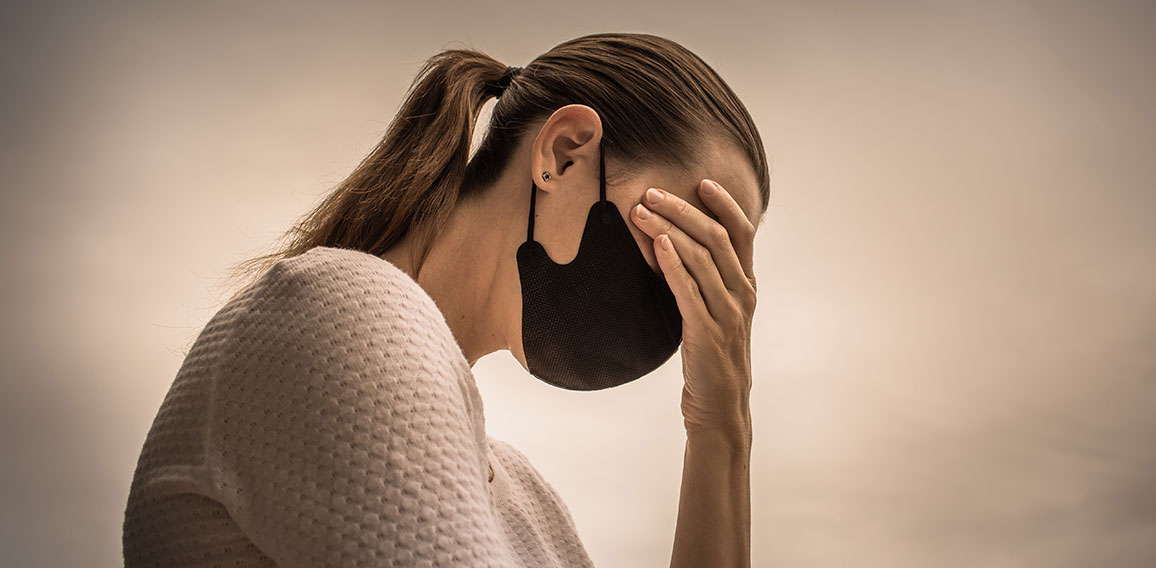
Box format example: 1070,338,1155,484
272,245,398,280
198,245,472,393
260,245,432,315
206,244,483,438
239,246,459,354
162,248,501,566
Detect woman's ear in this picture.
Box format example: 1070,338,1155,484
530,104,603,195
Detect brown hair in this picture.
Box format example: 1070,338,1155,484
223,32,770,298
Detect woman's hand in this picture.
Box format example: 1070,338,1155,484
630,178,757,441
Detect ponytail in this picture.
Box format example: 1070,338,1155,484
223,49,508,292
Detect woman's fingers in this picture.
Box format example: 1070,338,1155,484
638,186,751,299
632,203,734,323
697,179,757,288
652,233,712,329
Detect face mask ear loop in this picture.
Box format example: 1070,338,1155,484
526,179,538,243
598,139,613,224
598,140,607,203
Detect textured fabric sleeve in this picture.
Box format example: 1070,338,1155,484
204,249,513,567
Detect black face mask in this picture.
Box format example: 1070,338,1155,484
516,140,683,390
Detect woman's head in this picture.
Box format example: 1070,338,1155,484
228,32,769,287
466,33,769,214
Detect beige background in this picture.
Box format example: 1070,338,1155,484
2,1,1154,567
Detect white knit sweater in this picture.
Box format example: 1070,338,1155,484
124,245,595,567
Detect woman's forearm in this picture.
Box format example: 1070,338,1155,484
669,418,753,568
631,177,759,567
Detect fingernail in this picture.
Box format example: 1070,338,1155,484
701,179,717,195
634,203,650,219
660,234,672,251
646,187,665,204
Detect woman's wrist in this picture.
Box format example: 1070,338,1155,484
686,413,752,454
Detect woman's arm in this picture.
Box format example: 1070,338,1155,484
672,417,752,567
630,179,758,568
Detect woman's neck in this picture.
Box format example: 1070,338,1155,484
379,184,525,367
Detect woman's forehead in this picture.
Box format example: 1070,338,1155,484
626,137,763,227
698,137,762,218
675,181,758,227
674,151,763,227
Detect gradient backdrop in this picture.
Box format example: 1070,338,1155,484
2,1,1154,567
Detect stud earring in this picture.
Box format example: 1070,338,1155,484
541,171,551,182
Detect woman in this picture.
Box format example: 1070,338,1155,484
124,32,769,567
